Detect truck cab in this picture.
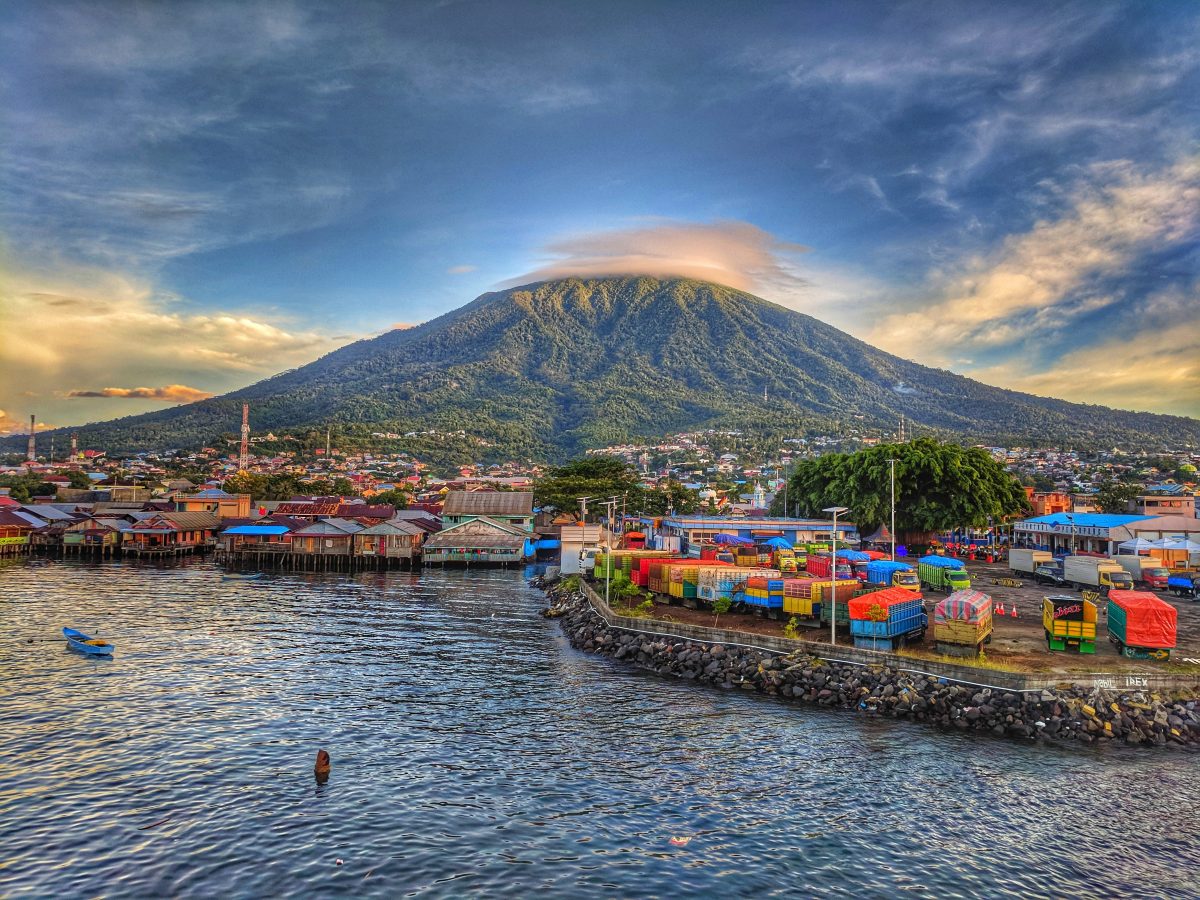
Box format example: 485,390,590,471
893,569,922,592
1099,569,1134,592
942,568,971,591
1139,566,1170,590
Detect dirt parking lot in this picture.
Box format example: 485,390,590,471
622,559,1200,676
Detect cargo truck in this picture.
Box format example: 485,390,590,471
917,556,971,593
863,560,921,592
1112,555,1171,590
1106,589,1176,660
1167,573,1199,600
848,587,928,651
1062,556,1133,593
806,553,853,580
1042,595,1097,653
1009,549,1051,576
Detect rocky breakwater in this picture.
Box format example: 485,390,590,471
541,582,1200,750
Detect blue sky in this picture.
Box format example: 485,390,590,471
2,0,1198,432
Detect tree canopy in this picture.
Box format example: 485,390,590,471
534,457,643,515
770,439,1030,534
1094,480,1142,514
534,457,701,518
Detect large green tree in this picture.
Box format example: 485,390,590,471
534,457,643,515
770,438,1030,533
638,479,701,516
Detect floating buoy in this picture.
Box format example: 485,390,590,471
669,836,691,847
335,858,343,866
315,749,331,783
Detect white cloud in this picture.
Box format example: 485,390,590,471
447,264,477,274
512,220,810,294
870,156,1200,355
0,262,350,430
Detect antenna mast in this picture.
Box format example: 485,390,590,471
239,403,250,470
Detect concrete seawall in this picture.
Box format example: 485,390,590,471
541,580,1200,749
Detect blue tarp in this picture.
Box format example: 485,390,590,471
224,525,289,535
535,539,561,550
763,537,792,549
836,549,871,562
713,533,754,546
919,555,965,569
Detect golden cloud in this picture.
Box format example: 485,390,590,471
0,409,56,436
871,156,1200,355
67,384,214,402
0,261,351,430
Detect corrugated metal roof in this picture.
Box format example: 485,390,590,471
224,524,291,535
295,518,363,535
1024,513,1154,528
442,491,533,517
160,511,221,529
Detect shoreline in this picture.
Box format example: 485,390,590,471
538,577,1200,750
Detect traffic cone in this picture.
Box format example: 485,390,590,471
1010,604,1018,618
996,602,1005,616
986,553,995,564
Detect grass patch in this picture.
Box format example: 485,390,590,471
894,647,1030,673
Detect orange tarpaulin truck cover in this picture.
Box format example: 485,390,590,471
1108,590,1177,648
848,587,917,619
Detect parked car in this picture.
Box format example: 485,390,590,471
1034,562,1067,586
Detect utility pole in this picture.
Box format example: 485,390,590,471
889,457,897,562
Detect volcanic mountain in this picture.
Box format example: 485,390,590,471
26,277,1200,460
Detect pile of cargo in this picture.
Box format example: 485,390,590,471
848,587,928,651
740,576,784,610
917,556,970,593
1106,590,1177,660
644,558,690,593
594,549,672,579
932,589,993,657
697,567,781,604
1042,595,1097,654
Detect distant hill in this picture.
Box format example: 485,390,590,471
15,277,1200,461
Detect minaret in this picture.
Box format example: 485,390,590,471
71,433,79,462
239,403,250,470
26,415,36,462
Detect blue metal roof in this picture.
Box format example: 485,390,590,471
224,524,290,535
1024,513,1154,528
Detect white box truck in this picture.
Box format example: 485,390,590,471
1062,556,1133,593
1009,549,1051,575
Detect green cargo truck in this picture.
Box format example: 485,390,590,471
917,558,971,593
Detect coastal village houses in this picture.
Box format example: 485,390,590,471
424,490,535,565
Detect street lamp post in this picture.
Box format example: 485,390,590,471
1065,513,1076,556
824,506,849,646
888,458,897,562
604,496,618,609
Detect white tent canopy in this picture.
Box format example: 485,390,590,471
1117,538,1160,553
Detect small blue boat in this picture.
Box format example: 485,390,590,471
222,572,265,581
63,627,114,656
